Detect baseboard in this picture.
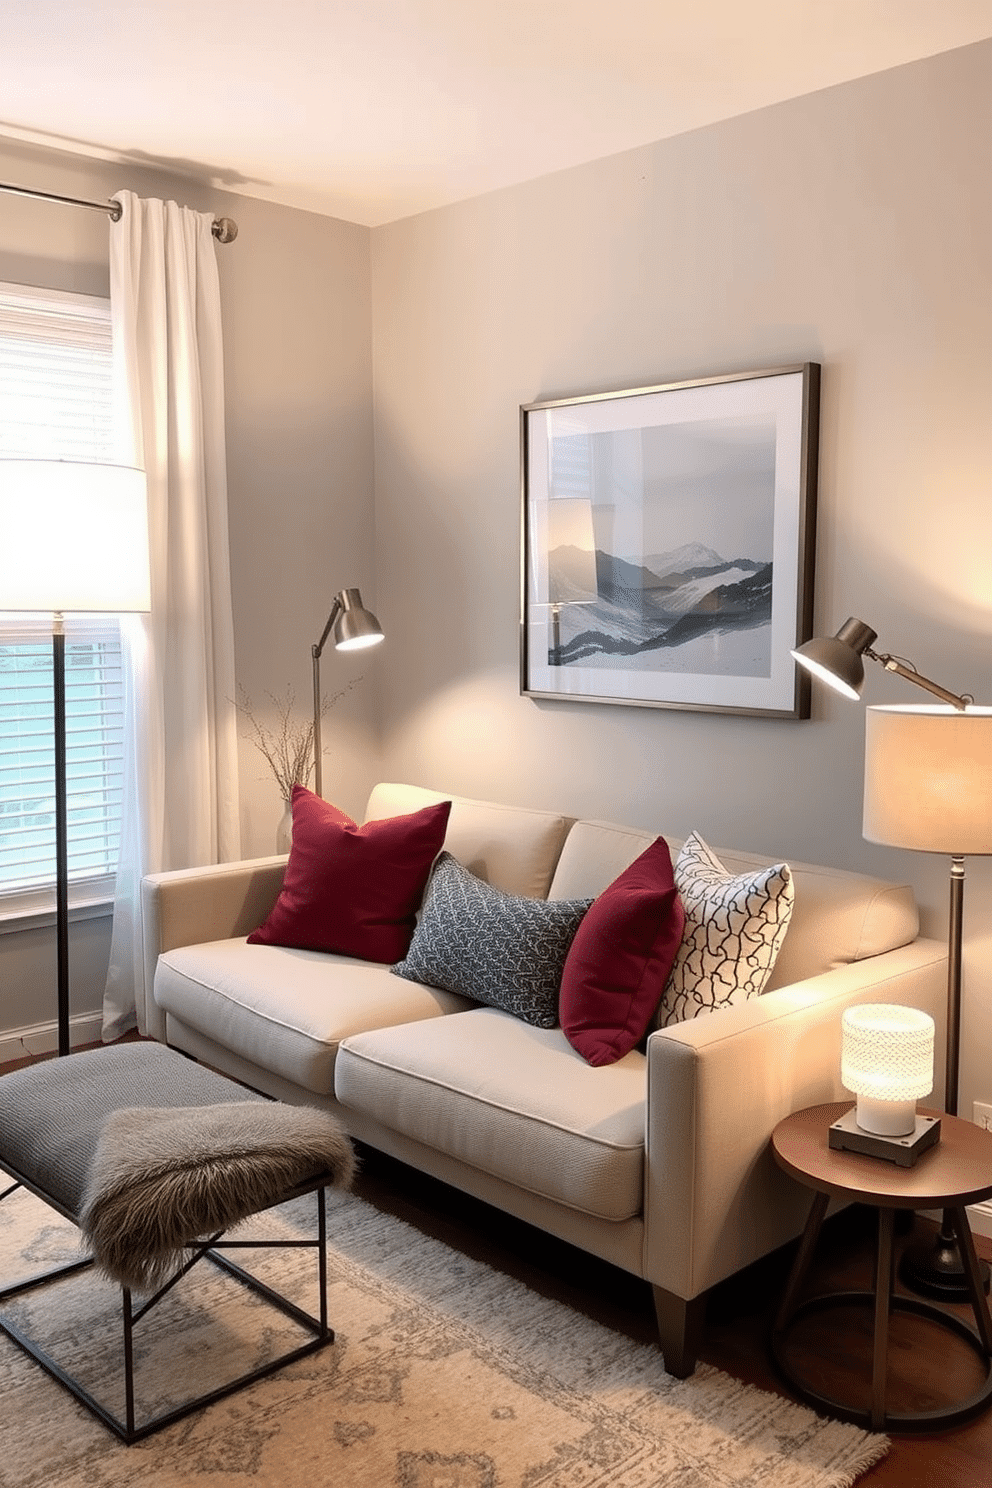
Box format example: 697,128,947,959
969,1200,992,1242
904,1201,992,1246
0,1012,105,1064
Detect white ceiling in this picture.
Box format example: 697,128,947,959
4,0,992,227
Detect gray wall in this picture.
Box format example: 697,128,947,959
0,136,378,1050
370,42,992,1121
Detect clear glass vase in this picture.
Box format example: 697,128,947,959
276,798,293,854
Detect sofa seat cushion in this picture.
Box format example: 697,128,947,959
154,939,473,1097
335,1007,646,1222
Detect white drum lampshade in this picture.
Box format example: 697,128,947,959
0,459,151,613
841,1004,935,1136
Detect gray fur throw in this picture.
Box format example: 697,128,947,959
79,1101,356,1292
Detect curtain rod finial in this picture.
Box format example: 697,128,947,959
213,217,238,244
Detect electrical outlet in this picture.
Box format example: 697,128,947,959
974,1101,992,1132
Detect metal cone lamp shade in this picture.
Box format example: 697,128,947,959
791,617,877,700
329,588,385,651
792,616,969,711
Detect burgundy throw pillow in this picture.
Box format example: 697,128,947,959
559,838,685,1067
247,786,451,963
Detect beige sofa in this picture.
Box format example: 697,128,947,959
140,781,947,1376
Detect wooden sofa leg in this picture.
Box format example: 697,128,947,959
652,1286,705,1378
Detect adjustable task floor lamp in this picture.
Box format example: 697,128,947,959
310,588,384,799
793,618,992,1299
0,460,150,1056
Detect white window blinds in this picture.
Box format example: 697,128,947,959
0,281,123,907
0,283,114,458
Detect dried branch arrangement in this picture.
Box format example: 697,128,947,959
236,680,359,798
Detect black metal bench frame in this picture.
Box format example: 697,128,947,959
0,1164,333,1445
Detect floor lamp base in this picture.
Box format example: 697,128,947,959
899,1224,991,1303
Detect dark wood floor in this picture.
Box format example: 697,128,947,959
4,1040,991,1484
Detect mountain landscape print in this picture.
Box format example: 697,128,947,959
522,364,819,717
548,538,773,676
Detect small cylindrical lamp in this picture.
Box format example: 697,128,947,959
841,1004,935,1136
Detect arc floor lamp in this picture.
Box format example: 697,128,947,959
0,459,150,1057
793,617,992,1299
311,588,384,799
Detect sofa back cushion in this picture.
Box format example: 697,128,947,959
549,819,919,990
364,783,572,899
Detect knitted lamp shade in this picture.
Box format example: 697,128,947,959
841,1004,935,1136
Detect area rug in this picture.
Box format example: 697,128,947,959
0,1180,888,1487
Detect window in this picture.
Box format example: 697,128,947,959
0,282,123,917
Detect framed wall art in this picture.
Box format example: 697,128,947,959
520,363,820,719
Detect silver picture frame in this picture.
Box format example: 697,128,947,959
520,363,820,718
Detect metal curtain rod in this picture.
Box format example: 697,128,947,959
0,180,238,242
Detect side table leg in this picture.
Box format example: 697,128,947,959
871,1208,895,1431
949,1207,992,1353
774,1189,829,1333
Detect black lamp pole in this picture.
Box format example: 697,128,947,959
52,616,70,1057
898,856,989,1300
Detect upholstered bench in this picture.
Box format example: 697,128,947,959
0,1042,354,1443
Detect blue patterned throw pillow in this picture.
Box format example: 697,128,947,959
391,853,592,1028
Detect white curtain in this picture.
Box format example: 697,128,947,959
102,191,241,1040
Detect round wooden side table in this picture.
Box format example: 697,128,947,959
771,1102,992,1433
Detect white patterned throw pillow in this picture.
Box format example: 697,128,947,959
656,832,794,1028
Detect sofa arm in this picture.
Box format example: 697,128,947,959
139,856,287,1040
642,936,948,1303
